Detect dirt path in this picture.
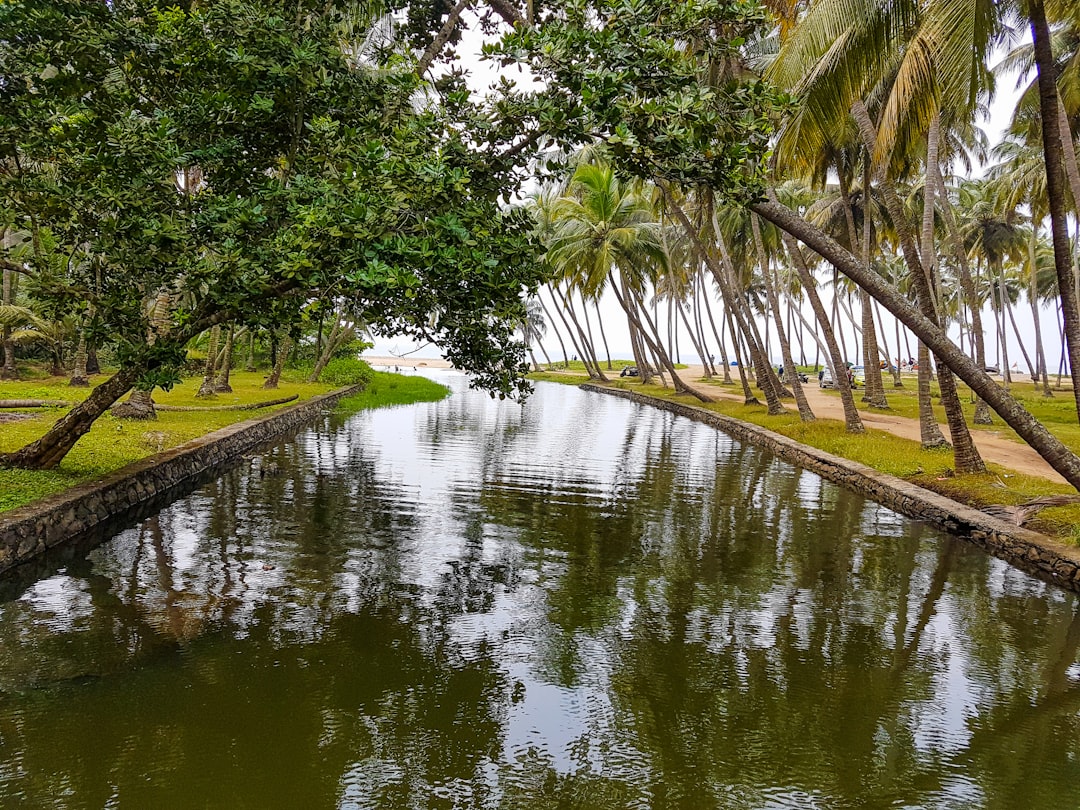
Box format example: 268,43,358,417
676,365,1067,484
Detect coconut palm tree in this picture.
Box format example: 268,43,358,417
546,162,709,401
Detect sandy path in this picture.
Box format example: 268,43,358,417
363,355,454,370
676,364,1067,484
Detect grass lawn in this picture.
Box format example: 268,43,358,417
530,369,1080,544
0,368,448,514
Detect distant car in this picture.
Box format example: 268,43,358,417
984,365,1000,374
819,367,835,389
851,365,865,387
619,366,639,377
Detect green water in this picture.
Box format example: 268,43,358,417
1,374,1078,809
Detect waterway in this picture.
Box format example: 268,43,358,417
1,373,1078,808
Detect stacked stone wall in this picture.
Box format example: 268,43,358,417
0,386,359,575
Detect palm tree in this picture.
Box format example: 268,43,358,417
546,162,708,401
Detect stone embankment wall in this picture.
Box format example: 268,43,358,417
0,386,360,576
583,384,1080,594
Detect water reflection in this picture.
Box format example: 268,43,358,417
1,372,1078,808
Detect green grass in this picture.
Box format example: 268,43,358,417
335,371,449,414
0,367,445,514
532,368,1080,544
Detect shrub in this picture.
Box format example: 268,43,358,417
320,357,374,387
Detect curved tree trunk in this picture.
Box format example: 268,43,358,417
753,214,813,421
0,366,141,469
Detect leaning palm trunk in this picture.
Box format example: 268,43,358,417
657,186,782,410
752,215,812,420
701,279,733,383
851,100,983,471
777,219,863,433
1029,228,1054,397
263,335,292,390
612,271,707,401
933,161,992,422
755,202,1045,482
724,310,755,402
215,326,235,393
677,300,711,380
196,325,221,397
593,301,613,369
69,331,90,387
538,294,569,367
557,285,607,381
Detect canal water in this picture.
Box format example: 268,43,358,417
1,373,1078,808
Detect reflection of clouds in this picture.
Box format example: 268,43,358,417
2,376,1079,807
17,576,95,633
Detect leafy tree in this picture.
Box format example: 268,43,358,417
0,0,544,468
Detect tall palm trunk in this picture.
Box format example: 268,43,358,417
1029,0,1080,420
726,310,757,402
1,264,16,380
539,293,569,367
753,215,813,420
612,270,706,400
851,100,983,470
933,161,992,421
197,325,221,397
245,330,257,372
215,325,235,393
593,301,613,369
757,202,1066,482
776,213,863,432
701,279,733,383
659,185,783,412
1029,228,1053,396
558,285,607,380
69,331,90,387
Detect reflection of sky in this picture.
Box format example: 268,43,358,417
2,374,1079,806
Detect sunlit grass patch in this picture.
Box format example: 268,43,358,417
0,369,350,513
335,372,449,414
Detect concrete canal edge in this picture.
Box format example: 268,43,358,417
0,385,362,576
582,383,1080,594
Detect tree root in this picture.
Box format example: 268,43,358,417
0,399,71,409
